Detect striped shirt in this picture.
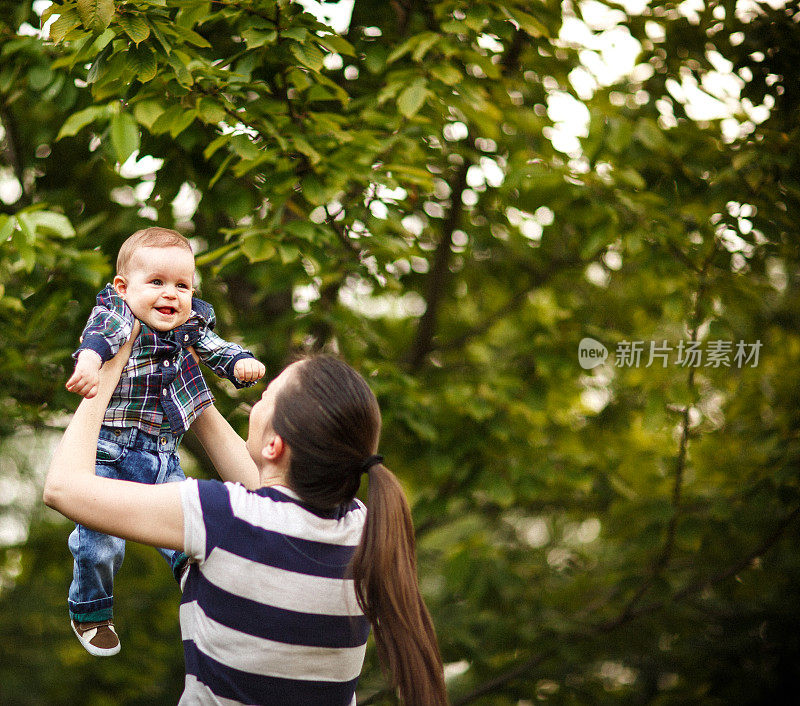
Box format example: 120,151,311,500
179,479,370,705
75,285,255,435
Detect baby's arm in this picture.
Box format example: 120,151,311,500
66,350,102,399
193,327,265,387
68,289,135,398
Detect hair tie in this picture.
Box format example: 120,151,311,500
358,454,384,475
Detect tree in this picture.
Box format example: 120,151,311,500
1,0,799,703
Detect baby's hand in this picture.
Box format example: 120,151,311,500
66,350,103,398
234,357,266,383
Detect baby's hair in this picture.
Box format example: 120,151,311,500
116,227,193,274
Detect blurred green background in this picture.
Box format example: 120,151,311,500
1,0,799,703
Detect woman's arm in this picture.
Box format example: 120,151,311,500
43,323,185,551
189,405,260,490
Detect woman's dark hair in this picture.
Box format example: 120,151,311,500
271,355,448,705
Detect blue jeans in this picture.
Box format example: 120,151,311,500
68,426,188,622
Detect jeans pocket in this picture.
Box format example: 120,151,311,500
97,438,125,464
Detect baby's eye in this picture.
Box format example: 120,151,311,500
177,283,190,290
151,278,163,286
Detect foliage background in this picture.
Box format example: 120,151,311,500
1,0,799,703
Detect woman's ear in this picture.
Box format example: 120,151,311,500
113,274,128,299
263,434,285,462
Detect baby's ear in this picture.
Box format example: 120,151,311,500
113,274,128,298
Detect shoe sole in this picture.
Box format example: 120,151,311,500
71,621,121,657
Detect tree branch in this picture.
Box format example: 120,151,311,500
324,203,365,262
405,160,470,372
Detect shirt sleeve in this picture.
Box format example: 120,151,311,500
192,326,257,389
180,478,245,563
73,296,135,363
180,478,206,562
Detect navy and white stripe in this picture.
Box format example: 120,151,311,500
179,479,369,705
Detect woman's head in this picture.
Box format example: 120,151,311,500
249,355,382,509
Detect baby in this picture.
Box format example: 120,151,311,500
64,227,265,656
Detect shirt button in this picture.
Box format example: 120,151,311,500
160,437,167,445
184,334,189,341
163,360,170,367
162,389,168,396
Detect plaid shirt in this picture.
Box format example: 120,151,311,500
75,284,255,435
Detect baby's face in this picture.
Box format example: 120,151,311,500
113,246,195,332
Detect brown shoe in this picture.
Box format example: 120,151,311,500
71,619,121,656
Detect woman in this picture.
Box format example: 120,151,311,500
44,330,447,705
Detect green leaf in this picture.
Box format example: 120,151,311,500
634,118,668,152
169,109,198,138
133,100,164,129
287,68,312,92
502,7,550,38
77,0,115,31
86,42,113,84
290,43,324,73
465,5,490,31
231,134,261,160
14,213,35,244
0,214,15,243
387,35,418,64
282,27,308,42
301,174,337,206
293,135,321,164
208,152,235,188
26,211,76,238
194,242,238,267
28,66,53,91
110,112,140,163
198,98,227,125
203,133,231,160
129,45,158,82
382,164,435,189
159,21,211,48
175,1,210,30
150,104,184,134
233,153,270,177
241,232,277,262
148,18,172,54
412,32,441,62
284,221,317,241
618,167,646,190
118,14,150,44
241,28,275,48
430,64,462,86
57,105,108,139
315,33,356,57
41,3,61,23
278,243,300,264
49,9,81,43
397,79,428,118
166,51,193,86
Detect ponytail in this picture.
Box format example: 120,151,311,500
350,464,448,706
271,355,447,703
